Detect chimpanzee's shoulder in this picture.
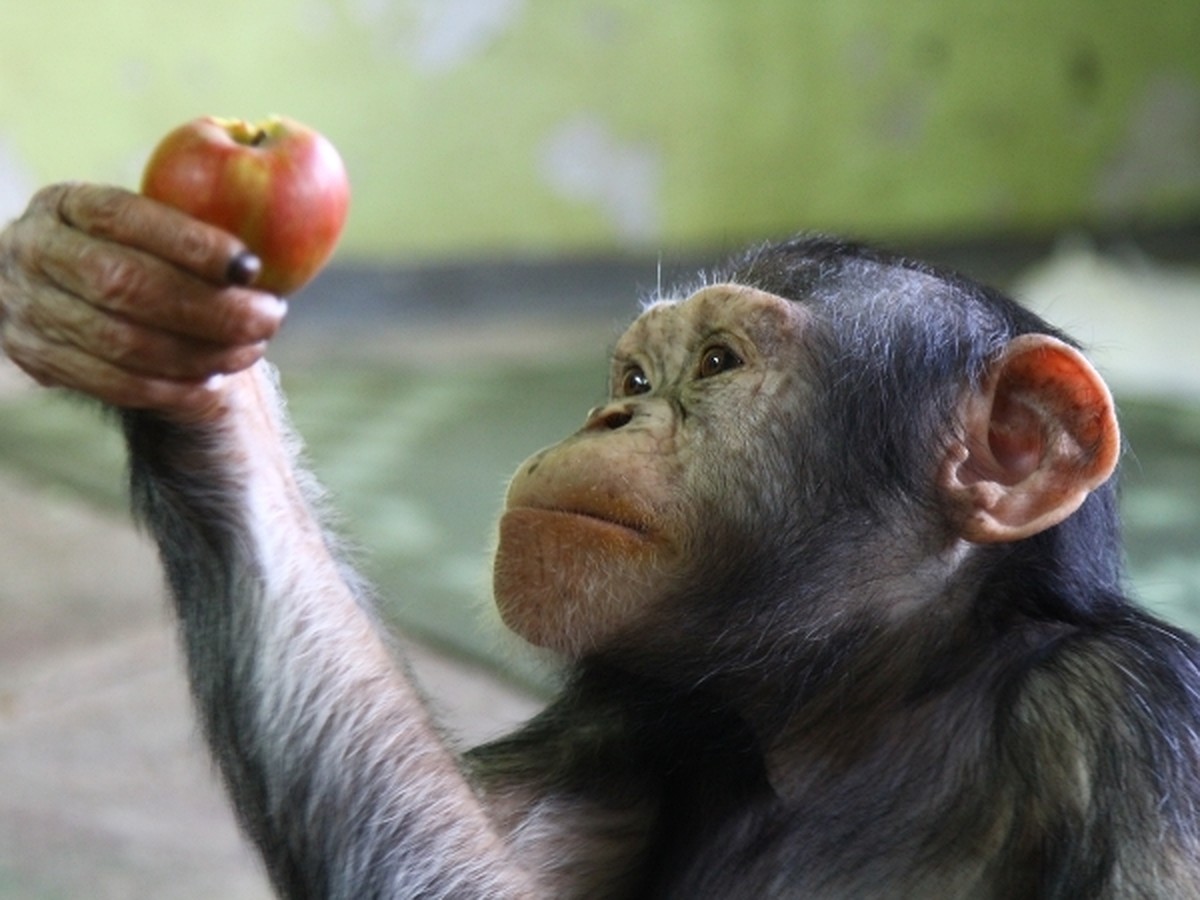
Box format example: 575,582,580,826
1002,607,1200,776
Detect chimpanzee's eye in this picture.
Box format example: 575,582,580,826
698,345,743,379
620,366,651,397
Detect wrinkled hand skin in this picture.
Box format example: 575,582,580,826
0,183,288,424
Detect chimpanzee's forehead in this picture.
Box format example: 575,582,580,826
617,283,808,357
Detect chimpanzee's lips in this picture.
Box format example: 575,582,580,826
505,506,652,542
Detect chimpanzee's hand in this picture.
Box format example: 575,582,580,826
0,183,287,422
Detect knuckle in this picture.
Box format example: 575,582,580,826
86,249,145,307
6,225,46,287
175,222,220,267
60,183,130,237
25,183,73,219
6,184,93,288
95,316,149,369
5,212,45,282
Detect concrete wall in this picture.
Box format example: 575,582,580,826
1,0,1197,262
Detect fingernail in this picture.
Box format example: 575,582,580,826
225,251,262,287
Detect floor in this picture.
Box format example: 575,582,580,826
0,239,1198,898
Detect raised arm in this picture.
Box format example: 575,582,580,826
0,185,538,898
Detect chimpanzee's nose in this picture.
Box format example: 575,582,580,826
584,403,634,431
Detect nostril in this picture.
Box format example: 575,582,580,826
603,410,633,430
585,404,634,431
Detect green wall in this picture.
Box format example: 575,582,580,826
1,0,1197,263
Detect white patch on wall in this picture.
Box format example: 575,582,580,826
348,0,525,73
538,115,662,245
0,135,36,224
1014,237,1200,401
1095,74,1200,215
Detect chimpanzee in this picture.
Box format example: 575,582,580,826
2,184,1199,898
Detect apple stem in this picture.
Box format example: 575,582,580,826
222,118,273,147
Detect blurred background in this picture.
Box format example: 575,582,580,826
1,1,1198,897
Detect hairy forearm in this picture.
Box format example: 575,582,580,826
122,363,535,899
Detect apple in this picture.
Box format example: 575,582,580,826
141,115,350,295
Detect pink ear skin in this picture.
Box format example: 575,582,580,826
939,334,1121,544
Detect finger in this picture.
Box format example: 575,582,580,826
33,224,286,347
1,313,236,417
21,290,269,380
36,183,260,288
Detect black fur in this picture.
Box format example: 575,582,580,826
123,237,1200,897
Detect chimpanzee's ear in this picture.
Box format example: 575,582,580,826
938,333,1120,544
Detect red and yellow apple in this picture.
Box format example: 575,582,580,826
141,115,350,295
